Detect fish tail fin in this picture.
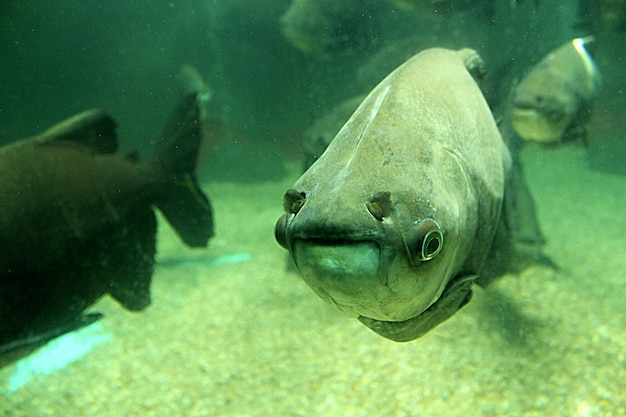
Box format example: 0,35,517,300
151,93,214,247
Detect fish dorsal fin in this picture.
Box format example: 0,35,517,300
36,109,118,154
457,48,486,82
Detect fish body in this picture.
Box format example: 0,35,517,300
279,0,381,59
0,94,213,363
512,36,601,144
275,48,535,341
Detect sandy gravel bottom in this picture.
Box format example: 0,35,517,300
1,146,625,417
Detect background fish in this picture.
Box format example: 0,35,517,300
0,93,213,366
279,0,382,59
512,36,601,144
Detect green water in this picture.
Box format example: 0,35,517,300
1,1,624,416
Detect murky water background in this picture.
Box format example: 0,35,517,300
1,1,625,415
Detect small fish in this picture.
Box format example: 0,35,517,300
512,36,601,144
279,0,381,59
0,94,213,365
275,48,546,342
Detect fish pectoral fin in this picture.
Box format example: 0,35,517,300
107,220,156,311
104,210,157,311
36,109,118,154
0,313,103,367
109,272,151,312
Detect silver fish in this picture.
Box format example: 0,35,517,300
512,36,601,144
275,47,545,341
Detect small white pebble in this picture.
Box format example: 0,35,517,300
576,400,593,417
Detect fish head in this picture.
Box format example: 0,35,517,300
511,36,600,144
276,185,466,323
511,71,575,143
512,81,576,143
275,87,477,327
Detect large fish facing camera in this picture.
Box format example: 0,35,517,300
275,47,546,342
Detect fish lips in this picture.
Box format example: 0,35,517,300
276,213,443,322
276,211,396,317
512,107,568,143
512,96,569,142
275,199,474,341
293,236,389,319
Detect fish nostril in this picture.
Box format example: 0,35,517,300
283,189,306,214
366,191,391,221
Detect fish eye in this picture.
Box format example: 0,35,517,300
283,189,306,214
413,219,443,262
421,229,443,260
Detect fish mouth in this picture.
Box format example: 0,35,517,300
511,107,566,143
292,237,385,316
275,189,450,323
512,99,536,111
276,205,450,322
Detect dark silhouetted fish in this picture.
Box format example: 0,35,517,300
0,93,213,367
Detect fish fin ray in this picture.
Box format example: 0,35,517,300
36,109,118,154
107,210,157,311
151,93,214,247
151,93,202,175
